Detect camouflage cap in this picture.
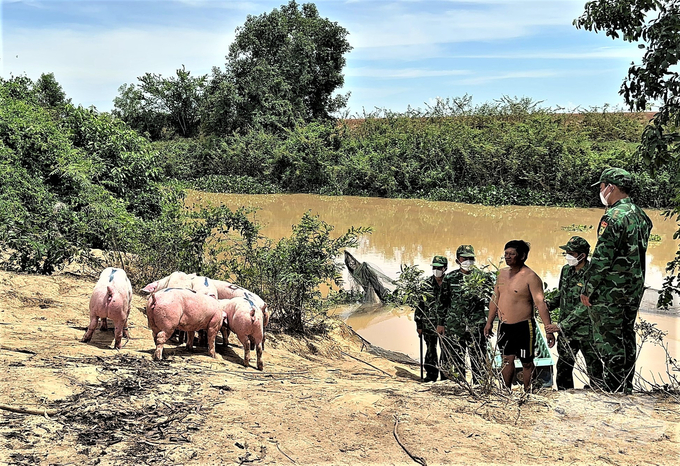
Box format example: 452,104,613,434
591,167,633,189
431,255,448,267
559,236,590,254
456,245,475,258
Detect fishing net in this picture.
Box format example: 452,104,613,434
344,251,397,303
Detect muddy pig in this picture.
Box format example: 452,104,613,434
222,297,268,370
82,267,133,349
146,288,225,360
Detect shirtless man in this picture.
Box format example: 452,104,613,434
484,240,558,391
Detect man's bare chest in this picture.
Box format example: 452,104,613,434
499,273,531,300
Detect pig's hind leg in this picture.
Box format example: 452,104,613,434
113,321,125,350
238,334,251,368
255,341,263,371
186,331,195,353
206,315,222,358
220,325,230,348
207,329,218,358
153,331,169,360
81,315,100,343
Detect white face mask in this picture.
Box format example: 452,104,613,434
565,254,580,267
600,184,612,206
460,260,475,271
433,269,444,278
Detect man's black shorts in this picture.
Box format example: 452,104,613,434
497,318,536,363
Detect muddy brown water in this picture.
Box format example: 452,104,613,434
188,191,679,388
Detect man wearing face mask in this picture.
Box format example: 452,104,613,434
546,236,603,390
437,245,494,384
415,255,448,382
580,168,653,393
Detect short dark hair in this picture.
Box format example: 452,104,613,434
504,240,530,262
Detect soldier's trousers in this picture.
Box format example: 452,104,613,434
422,333,439,381
589,303,638,393
556,334,603,390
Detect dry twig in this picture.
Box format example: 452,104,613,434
392,415,427,466
340,351,392,377
275,442,297,464
0,403,59,416
0,346,36,355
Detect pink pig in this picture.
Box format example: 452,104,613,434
222,297,269,371
190,276,218,299
82,267,133,349
141,271,196,294
146,288,224,360
213,280,265,309
212,280,269,349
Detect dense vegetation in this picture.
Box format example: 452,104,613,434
108,1,676,209
158,97,675,209
0,74,364,333
3,0,680,332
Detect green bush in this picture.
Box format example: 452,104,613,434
214,211,371,333
188,175,280,194
0,75,168,273
150,98,675,208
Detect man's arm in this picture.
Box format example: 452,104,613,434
528,272,557,347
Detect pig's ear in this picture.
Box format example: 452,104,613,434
142,282,157,294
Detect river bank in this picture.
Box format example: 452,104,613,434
1,270,679,465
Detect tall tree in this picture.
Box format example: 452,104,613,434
34,73,69,108
112,83,165,140
113,65,207,139
574,0,680,167
574,0,680,306
223,0,352,132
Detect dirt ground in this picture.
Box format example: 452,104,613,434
0,270,678,466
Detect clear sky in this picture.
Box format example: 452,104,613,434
1,0,643,114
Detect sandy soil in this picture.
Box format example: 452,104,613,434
0,270,678,466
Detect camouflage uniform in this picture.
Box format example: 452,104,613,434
415,256,447,382
438,246,494,384
546,236,602,389
582,169,653,393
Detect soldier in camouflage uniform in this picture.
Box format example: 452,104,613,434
580,168,653,393
437,245,495,384
545,236,603,390
415,255,448,382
